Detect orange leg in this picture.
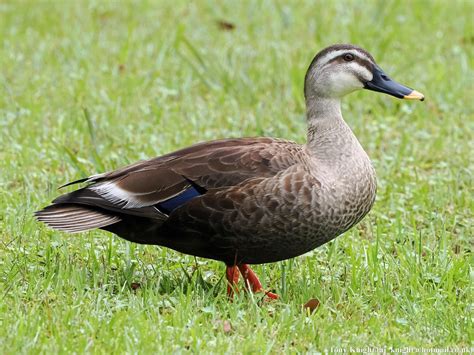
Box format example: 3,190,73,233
238,264,278,300
226,265,240,298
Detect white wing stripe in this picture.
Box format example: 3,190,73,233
90,181,147,208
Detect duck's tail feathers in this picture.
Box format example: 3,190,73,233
35,204,121,233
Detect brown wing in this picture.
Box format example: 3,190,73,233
36,137,304,238
83,137,303,208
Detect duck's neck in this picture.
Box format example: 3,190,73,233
305,96,363,162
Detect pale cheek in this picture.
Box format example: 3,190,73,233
331,72,364,95
348,61,373,82
358,68,373,83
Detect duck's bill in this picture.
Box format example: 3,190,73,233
364,65,424,101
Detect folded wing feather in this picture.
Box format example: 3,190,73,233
84,138,301,210
36,137,301,234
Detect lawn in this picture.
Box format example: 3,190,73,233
0,0,472,352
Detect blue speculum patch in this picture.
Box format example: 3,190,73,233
157,186,202,214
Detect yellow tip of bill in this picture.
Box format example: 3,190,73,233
404,90,425,101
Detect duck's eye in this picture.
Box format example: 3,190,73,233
343,53,354,62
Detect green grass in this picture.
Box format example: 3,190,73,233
1,0,473,352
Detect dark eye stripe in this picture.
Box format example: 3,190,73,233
326,54,373,72
354,57,373,72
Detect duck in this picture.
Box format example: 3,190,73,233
36,44,424,300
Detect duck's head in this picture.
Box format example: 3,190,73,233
304,44,424,101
